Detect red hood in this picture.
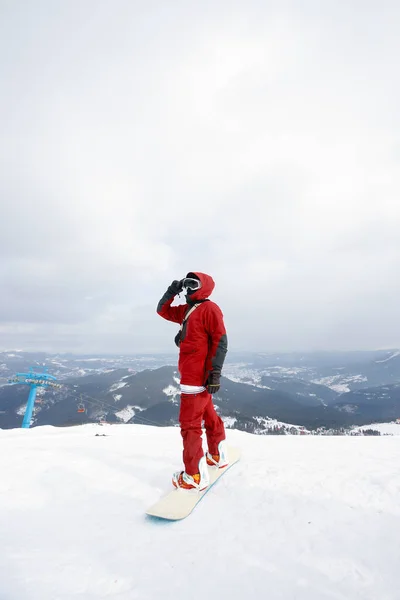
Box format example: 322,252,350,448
187,272,215,301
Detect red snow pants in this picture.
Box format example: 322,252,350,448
179,390,226,475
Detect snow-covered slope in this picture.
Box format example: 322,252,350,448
375,351,400,363
353,422,400,435
1,425,399,600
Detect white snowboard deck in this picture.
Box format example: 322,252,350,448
146,446,241,521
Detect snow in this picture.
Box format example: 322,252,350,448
264,365,309,376
254,416,310,434
312,374,368,393
109,381,128,392
162,384,180,398
353,422,400,435
114,405,144,423
74,368,89,376
338,404,358,413
115,405,135,422
223,366,264,386
162,385,180,406
77,358,117,362
224,365,309,388
375,351,400,363
331,383,352,393
222,416,237,428
1,424,400,600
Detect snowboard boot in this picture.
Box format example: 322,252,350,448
206,440,229,469
172,456,209,491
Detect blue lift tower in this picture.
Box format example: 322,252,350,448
8,368,62,428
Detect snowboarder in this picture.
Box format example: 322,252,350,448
157,272,228,491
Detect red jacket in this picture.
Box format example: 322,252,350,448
157,272,228,386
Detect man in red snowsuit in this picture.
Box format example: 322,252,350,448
157,272,228,490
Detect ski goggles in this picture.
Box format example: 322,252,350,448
182,277,202,291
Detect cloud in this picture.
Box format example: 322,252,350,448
0,0,399,353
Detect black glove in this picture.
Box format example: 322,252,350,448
167,279,184,296
206,371,221,394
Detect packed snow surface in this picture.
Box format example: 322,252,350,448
1,424,399,600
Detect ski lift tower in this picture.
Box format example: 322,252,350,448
8,367,62,429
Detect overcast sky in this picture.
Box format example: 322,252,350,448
0,0,399,354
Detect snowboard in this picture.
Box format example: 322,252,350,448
146,446,241,521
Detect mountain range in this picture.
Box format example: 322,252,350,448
1,350,400,431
